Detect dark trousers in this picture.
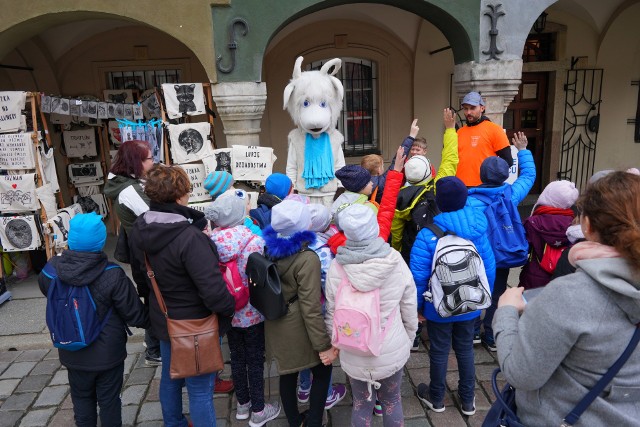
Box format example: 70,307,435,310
475,268,510,338
227,323,266,412
67,362,124,427
280,363,332,427
144,328,160,357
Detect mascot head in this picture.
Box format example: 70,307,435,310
283,56,344,137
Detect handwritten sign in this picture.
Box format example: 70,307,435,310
63,128,97,158
0,91,27,133
231,145,277,181
176,162,210,203
0,133,35,170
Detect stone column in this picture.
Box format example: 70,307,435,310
210,81,267,146
453,59,523,126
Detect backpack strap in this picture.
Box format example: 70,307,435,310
424,223,450,239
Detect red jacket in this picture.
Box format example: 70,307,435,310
328,169,403,254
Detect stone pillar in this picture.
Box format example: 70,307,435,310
210,81,267,146
453,59,523,126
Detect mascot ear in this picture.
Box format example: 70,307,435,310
283,83,295,110
292,56,304,79
320,58,342,76
330,76,344,102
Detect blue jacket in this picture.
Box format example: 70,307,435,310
410,205,496,323
466,149,536,210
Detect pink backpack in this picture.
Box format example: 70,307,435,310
331,263,398,357
219,258,250,312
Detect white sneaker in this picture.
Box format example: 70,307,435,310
249,402,281,427
236,401,251,420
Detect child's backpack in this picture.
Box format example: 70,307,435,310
424,224,491,318
43,262,120,351
471,186,528,268
400,190,439,263
539,243,566,274
331,262,398,356
219,257,250,311
246,252,300,320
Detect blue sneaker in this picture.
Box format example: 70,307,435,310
417,383,445,412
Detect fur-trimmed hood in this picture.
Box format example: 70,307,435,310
262,225,316,260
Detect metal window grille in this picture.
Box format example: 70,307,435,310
309,58,378,156
106,69,182,91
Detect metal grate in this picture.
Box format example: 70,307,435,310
106,69,182,91
310,58,378,156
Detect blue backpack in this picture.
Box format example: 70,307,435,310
43,262,120,351
472,186,528,268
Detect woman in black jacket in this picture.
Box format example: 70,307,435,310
130,165,235,427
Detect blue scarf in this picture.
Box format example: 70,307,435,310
302,132,334,189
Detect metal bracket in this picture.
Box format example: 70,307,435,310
216,18,249,74
482,4,505,60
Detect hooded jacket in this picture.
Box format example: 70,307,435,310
262,226,332,374
129,202,235,341
324,248,417,388
410,205,496,323
493,255,640,426
38,250,149,371
210,225,265,328
103,173,149,234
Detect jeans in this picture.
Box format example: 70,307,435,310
483,268,509,339
298,369,333,398
280,363,332,427
67,363,124,427
227,323,266,412
426,319,476,404
159,340,216,427
350,369,403,427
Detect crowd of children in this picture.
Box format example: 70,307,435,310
41,102,640,426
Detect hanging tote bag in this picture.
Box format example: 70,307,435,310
144,254,223,379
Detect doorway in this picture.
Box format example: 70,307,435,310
503,72,548,193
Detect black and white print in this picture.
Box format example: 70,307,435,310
0,173,38,212
0,91,27,133
167,122,214,163
140,89,161,119
73,194,108,217
0,215,41,252
162,83,205,119
63,128,97,158
40,95,52,113
103,89,134,104
97,102,108,119
0,133,35,170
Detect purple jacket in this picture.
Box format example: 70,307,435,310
519,212,574,289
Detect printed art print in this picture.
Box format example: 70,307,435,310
0,133,35,170
63,128,97,158
47,204,82,248
167,122,214,164
202,148,232,176
161,83,206,119
140,89,162,119
0,91,27,133
231,145,277,181
73,194,109,217
175,162,210,203
0,215,42,252
103,89,134,104
0,173,38,212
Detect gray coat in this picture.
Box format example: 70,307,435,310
494,257,640,426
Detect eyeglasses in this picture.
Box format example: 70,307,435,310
145,157,153,161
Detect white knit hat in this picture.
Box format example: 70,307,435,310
271,199,311,236
336,204,379,242
308,204,332,232
405,155,433,185
534,180,579,210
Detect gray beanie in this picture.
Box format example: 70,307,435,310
205,189,247,228
271,199,311,236
336,204,379,242
308,204,332,232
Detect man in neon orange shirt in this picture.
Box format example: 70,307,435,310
456,92,513,187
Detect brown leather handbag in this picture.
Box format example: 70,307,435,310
144,254,223,379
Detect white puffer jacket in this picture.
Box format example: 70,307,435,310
324,249,417,397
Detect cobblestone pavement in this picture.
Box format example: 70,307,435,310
0,332,500,427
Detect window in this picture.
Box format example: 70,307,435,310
309,58,378,156
522,33,556,63
106,69,182,91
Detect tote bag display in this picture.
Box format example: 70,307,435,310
0,91,27,133
0,173,38,212
63,128,97,158
162,83,206,119
0,133,35,170
168,122,215,164
0,215,42,252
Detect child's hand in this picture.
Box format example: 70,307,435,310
319,347,338,365
498,286,526,314
443,108,456,129
409,119,419,138
512,131,528,150
393,146,407,172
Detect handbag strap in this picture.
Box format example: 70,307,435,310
144,252,170,319
562,323,640,426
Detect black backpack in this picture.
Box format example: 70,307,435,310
400,190,440,263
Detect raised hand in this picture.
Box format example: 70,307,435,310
393,145,407,172
443,108,456,129
409,119,419,138
512,131,528,150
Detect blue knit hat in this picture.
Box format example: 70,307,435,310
68,212,106,252
335,165,371,193
265,173,292,200
436,176,468,213
480,156,510,186
204,171,234,199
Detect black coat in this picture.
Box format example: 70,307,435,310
38,250,149,371
129,202,235,341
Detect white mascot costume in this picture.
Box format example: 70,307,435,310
284,56,346,207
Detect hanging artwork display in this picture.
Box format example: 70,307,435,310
0,173,38,212
0,133,35,170
108,120,124,146
162,83,206,119
167,122,214,164
176,162,210,203
67,162,104,185
73,194,108,217
51,98,70,115
202,148,232,175
0,215,42,252
40,94,52,113
103,89,134,104
231,145,277,181
0,91,27,133
47,204,82,248
140,89,162,119
63,128,97,158
49,112,72,125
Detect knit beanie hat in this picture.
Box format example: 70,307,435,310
336,203,379,242
68,212,106,252
535,180,579,210
405,155,433,185
335,165,371,193
480,156,510,186
435,176,468,212
205,189,247,228
203,171,234,199
308,204,332,232
271,200,311,236
265,173,292,200
588,169,614,186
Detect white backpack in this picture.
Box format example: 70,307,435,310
331,262,397,356
423,224,491,318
